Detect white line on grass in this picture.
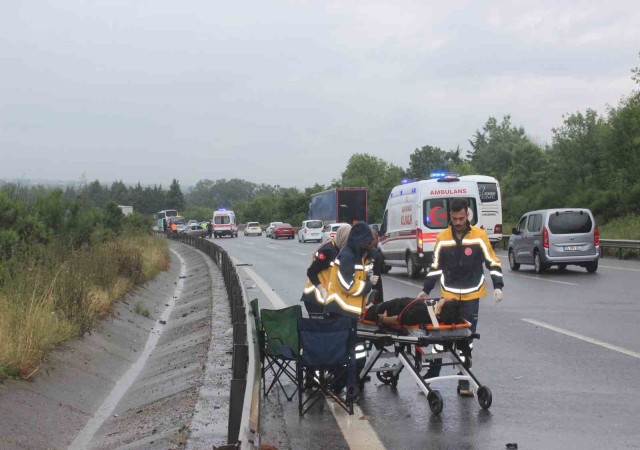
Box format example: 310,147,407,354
522,319,640,359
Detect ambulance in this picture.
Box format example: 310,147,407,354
378,173,502,278
212,209,238,238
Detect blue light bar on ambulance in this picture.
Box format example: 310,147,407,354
429,171,447,179
400,178,416,184
217,208,226,211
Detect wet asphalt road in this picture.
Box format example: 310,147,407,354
213,234,640,450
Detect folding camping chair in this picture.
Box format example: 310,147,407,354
260,304,302,401
296,316,358,416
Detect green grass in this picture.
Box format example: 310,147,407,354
0,235,168,379
134,301,151,318
598,214,640,240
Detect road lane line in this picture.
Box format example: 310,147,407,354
599,264,640,272
522,319,640,359
69,249,187,449
386,277,423,289
510,274,578,286
233,260,287,310
234,262,385,449
291,252,308,256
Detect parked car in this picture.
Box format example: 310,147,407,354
298,220,324,243
265,222,283,238
321,223,342,242
272,223,296,239
508,208,600,273
188,220,199,226
180,224,207,238
244,222,263,236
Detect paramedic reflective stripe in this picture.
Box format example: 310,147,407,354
332,260,374,272
490,270,503,277
326,293,362,314
426,269,442,278
441,274,486,295
461,237,501,268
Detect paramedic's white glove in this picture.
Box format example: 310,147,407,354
416,290,428,300
493,288,503,304
317,284,328,300
369,275,379,286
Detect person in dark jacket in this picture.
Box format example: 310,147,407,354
325,222,377,318
300,224,351,316
417,198,504,394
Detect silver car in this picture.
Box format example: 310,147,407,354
181,224,208,238
508,208,599,273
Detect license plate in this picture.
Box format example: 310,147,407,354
565,245,582,251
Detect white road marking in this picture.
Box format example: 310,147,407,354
69,249,187,450
510,274,578,286
291,252,308,256
385,276,423,289
599,264,640,272
522,319,640,359
235,262,385,449
233,259,287,309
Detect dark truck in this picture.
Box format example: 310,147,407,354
308,188,368,224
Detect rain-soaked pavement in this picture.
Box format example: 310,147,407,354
217,234,640,450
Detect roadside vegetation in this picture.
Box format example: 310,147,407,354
0,188,168,380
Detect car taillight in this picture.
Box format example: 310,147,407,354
494,224,502,234
417,228,423,253
594,226,600,246
542,226,549,248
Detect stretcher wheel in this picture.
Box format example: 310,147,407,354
427,390,443,415
376,371,395,385
477,386,492,409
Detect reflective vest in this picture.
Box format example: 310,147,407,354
325,248,373,318
423,224,503,301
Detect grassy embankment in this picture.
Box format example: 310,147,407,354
0,235,168,380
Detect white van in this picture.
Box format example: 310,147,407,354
213,209,238,238
378,174,502,278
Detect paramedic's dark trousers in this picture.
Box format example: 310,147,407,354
424,299,479,379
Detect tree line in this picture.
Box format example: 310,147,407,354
3,58,639,228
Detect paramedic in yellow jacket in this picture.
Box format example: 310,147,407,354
300,224,351,315
325,223,377,318
417,198,504,393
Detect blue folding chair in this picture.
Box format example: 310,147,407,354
296,316,358,416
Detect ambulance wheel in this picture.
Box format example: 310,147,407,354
406,254,421,279
376,371,394,385
427,390,443,415
477,386,492,409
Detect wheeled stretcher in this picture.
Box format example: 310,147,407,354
356,319,493,415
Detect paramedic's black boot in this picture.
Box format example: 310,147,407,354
457,380,474,397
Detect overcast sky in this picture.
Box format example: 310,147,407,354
1,1,638,189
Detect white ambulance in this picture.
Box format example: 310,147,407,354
378,174,502,278
212,209,238,238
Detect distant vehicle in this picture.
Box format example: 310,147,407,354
187,220,198,226
181,224,207,238
298,219,324,243
155,209,179,231
213,209,238,238
378,173,503,278
118,205,133,216
308,188,368,225
508,208,599,273
272,223,295,240
370,223,381,233
321,223,342,242
244,222,263,236
265,222,283,238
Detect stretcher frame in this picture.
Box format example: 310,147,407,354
356,320,492,414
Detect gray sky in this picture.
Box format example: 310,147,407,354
1,1,638,189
